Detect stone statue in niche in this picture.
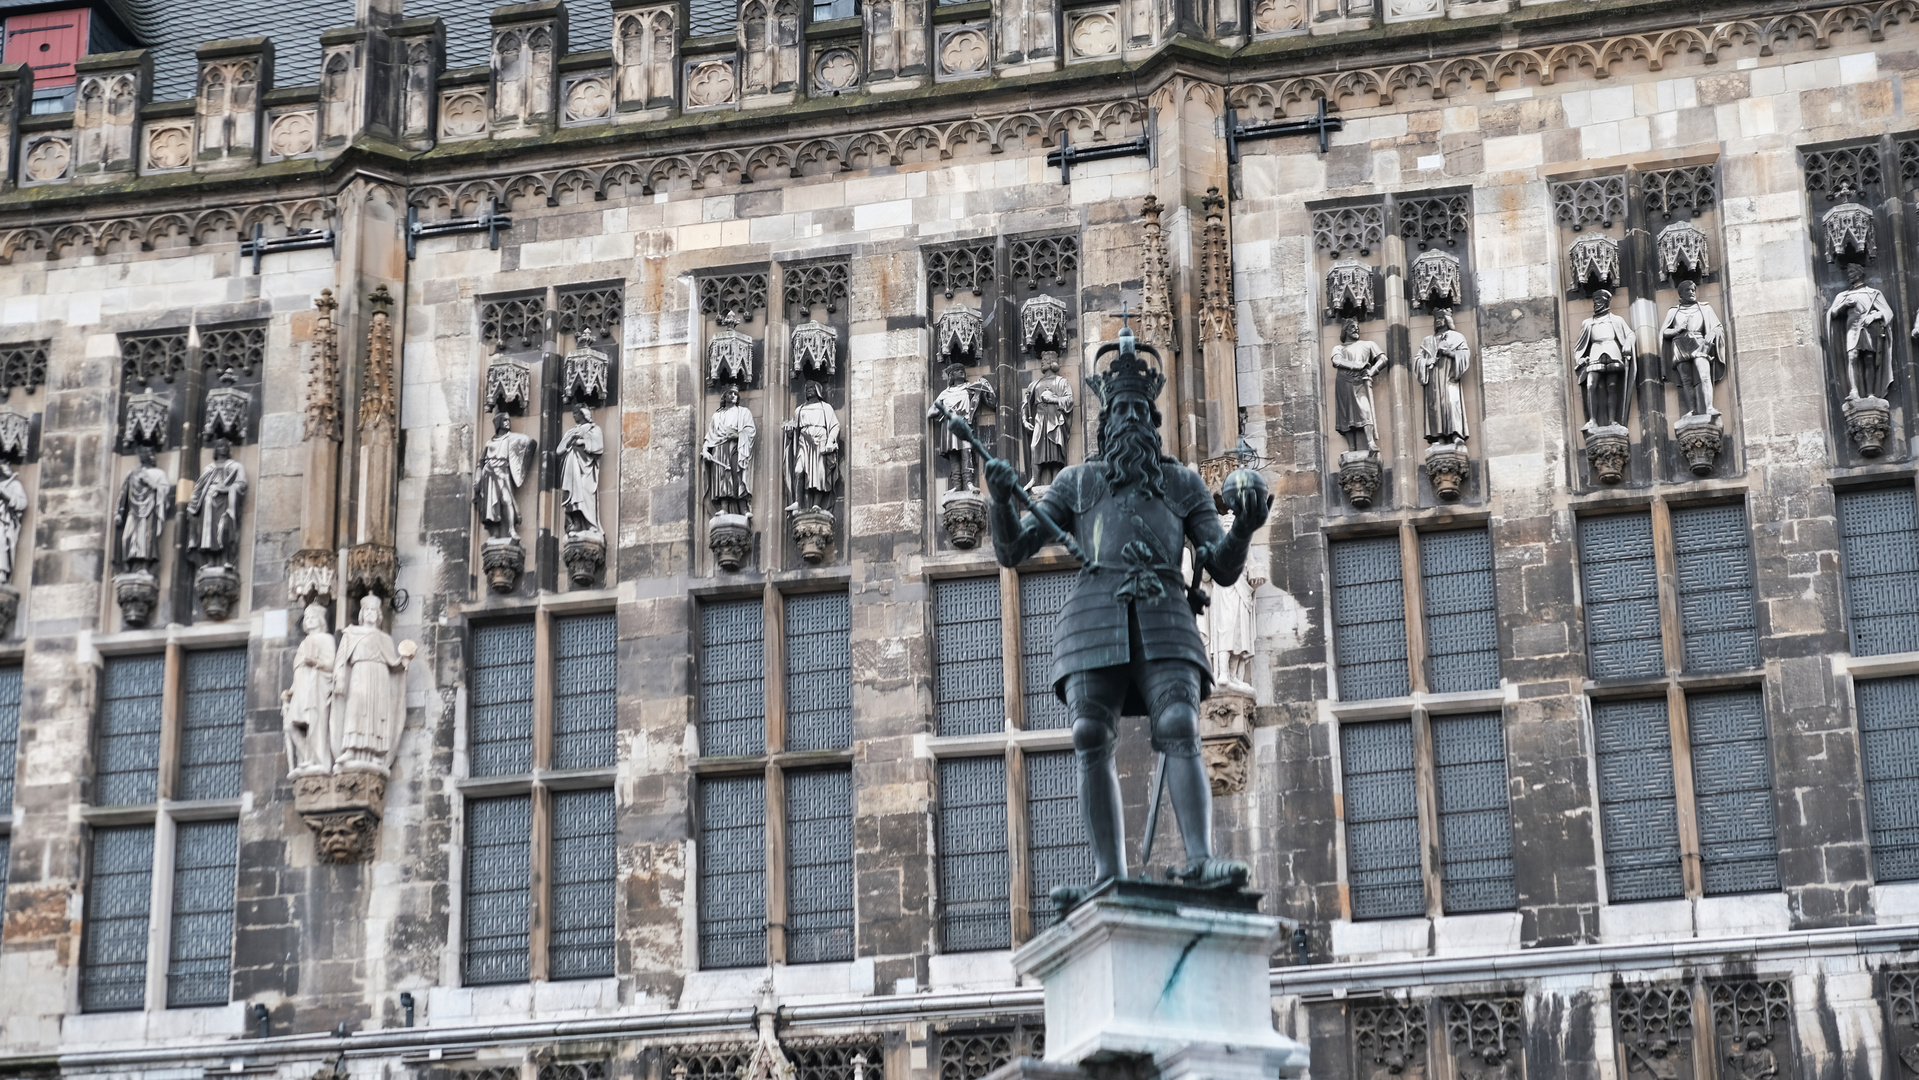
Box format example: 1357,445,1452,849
187,439,248,620
931,364,997,492
0,462,25,636
474,412,536,592
1022,354,1075,490
558,404,606,586
1829,261,1897,457
334,593,415,771
704,383,756,571
283,602,335,773
1661,277,1728,478
1573,289,1636,484
784,380,840,562
1415,309,1471,501
1201,516,1263,696
113,443,174,627
1329,319,1387,510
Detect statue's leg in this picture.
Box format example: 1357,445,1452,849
1143,661,1211,865
1064,669,1128,885
1581,377,1599,428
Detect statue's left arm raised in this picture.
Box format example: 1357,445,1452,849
1187,469,1272,590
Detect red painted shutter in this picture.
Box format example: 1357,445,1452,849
4,9,91,88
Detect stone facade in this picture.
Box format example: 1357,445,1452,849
1,0,1919,1078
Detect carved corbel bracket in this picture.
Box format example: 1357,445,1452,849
294,768,388,863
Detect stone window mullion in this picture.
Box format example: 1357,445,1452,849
1408,706,1442,919
1649,497,1706,896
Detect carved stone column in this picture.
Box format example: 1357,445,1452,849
1197,187,1239,457
290,290,343,607
348,285,399,603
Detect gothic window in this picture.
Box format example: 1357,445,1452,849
1419,529,1500,694
1670,504,1759,673
165,819,238,1007
937,754,1010,950
1341,719,1424,919
177,648,245,802
934,576,1004,737
1330,528,1503,701
697,773,767,968
463,795,533,984
550,788,617,979
786,592,851,752
1856,675,1919,882
1019,571,1073,731
1025,749,1093,933
470,619,537,775
1686,690,1780,895
1593,698,1685,902
936,1026,1045,1080
700,598,766,755
0,665,20,811
554,612,618,770
1836,486,1919,657
1579,513,1663,680
1330,536,1410,701
97,654,165,807
785,768,855,962
81,825,155,1011
1432,712,1516,913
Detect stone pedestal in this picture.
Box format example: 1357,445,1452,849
1844,395,1891,457
940,489,987,548
194,565,241,620
481,536,526,592
1199,688,1253,797
1013,880,1308,1076
1674,412,1723,475
1424,441,1468,501
563,530,606,586
1337,449,1381,509
1583,423,1630,484
792,506,835,563
114,570,159,627
292,766,389,862
710,512,753,571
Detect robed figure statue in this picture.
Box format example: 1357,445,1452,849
557,404,604,538
116,443,174,574
1415,308,1472,445
983,325,1271,898
0,462,26,586
474,412,536,543
282,602,336,773
1830,261,1896,401
186,439,247,569
332,593,415,772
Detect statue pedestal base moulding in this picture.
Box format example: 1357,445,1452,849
481,536,526,593
1338,449,1382,509
1424,441,1469,502
939,488,987,549
710,513,752,571
792,506,834,563
114,570,160,627
1583,423,1630,485
563,529,605,587
292,766,387,863
1012,880,1309,1077
1674,412,1724,476
1844,395,1892,458
194,565,242,621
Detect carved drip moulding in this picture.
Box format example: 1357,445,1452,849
293,768,387,863
939,489,987,549
1337,450,1382,509
708,311,756,386
1325,260,1376,320
1584,424,1631,484
1569,235,1621,291
791,320,839,376
114,570,160,627
1674,413,1723,476
791,506,835,563
1844,395,1892,457
1656,221,1711,280
1021,294,1068,355
481,537,526,592
195,566,242,621
1425,442,1469,501
1822,200,1876,263
934,304,986,365
563,532,606,586
485,353,534,413
562,332,611,406
287,548,336,604
709,512,752,571
1411,249,1463,310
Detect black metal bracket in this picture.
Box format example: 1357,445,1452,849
406,198,512,259
241,223,335,274
1226,98,1343,163
1046,123,1154,186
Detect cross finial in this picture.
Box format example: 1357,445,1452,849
1117,302,1135,334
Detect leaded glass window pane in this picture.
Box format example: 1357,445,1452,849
1432,713,1515,913
1330,537,1410,701
166,819,237,1008
554,612,618,771
82,824,154,1012
98,655,165,806
785,768,854,963
698,774,767,968
938,755,1010,950
1837,488,1919,657
1686,690,1780,895
550,788,617,979
1671,504,1760,673
1026,749,1093,933
470,621,535,777
935,578,1004,737
786,592,852,752
700,599,766,757
1020,571,1074,731
1857,675,1919,881
688,0,736,35
1579,514,1664,680
463,795,531,985
0,665,20,810
179,648,246,802
1340,720,1423,919
1593,698,1684,902
1420,530,1500,694
0,835,8,908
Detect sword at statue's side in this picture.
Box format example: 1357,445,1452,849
933,400,1085,562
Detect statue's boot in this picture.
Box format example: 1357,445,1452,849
1176,856,1251,890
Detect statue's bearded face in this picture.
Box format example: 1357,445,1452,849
1101,396,1164,496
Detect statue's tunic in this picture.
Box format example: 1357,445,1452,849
1416,330,1472,443
119,464,171,565
334,623,404,765
559,420,604,532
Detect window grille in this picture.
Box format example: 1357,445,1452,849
688,0,736,35
81,824,154,1012
1419,529,1500,693
166,818,237,1008
0,664,19,810
470,621,536,777
0,836,8,907
553,613,618,771
1686,690,1779,895
789,1038,886,1080
1352,1002,1427,1080
463,795,532,985
937,1027,1045,1080
1330,537,1410,701
1837,487,1919,657
1340,719,1424,919
1670,504,1760,673
1579,514,1664,680
934,578,1004,737
698,774,767,968
549,788,617,979
1025,749,1092,932
937,755,1010,950
1592,698,1684,901
178,648,246,801
786,593,852,752
1020,572,1074,731
700,599,766,757
1857,675,1919,881
1432,712,1516,913
97,655,165,806
784,768,855,963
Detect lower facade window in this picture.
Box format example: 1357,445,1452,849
1858,675,1919,882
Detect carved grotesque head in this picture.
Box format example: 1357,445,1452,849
119,589,154,626
1677,278,1697,303
358,592,382,627
314,811,374,863
1340,318,1360,343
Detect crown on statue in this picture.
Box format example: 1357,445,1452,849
1088,315,1165,407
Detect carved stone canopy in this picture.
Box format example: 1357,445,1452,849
1021,294,1068,355
562,332,611,406
1410,248,1464,310
934,303,986,365
791,319,839,376
203,378,249,442
1325,259,1376,319
1656,220,1711,280
1568,234,1621,290
1822,201,1876,264
0,406,29,463
123,389,170,448
484,352,534,413
708,310,756,386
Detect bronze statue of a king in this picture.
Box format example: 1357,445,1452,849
982,324,1271,900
